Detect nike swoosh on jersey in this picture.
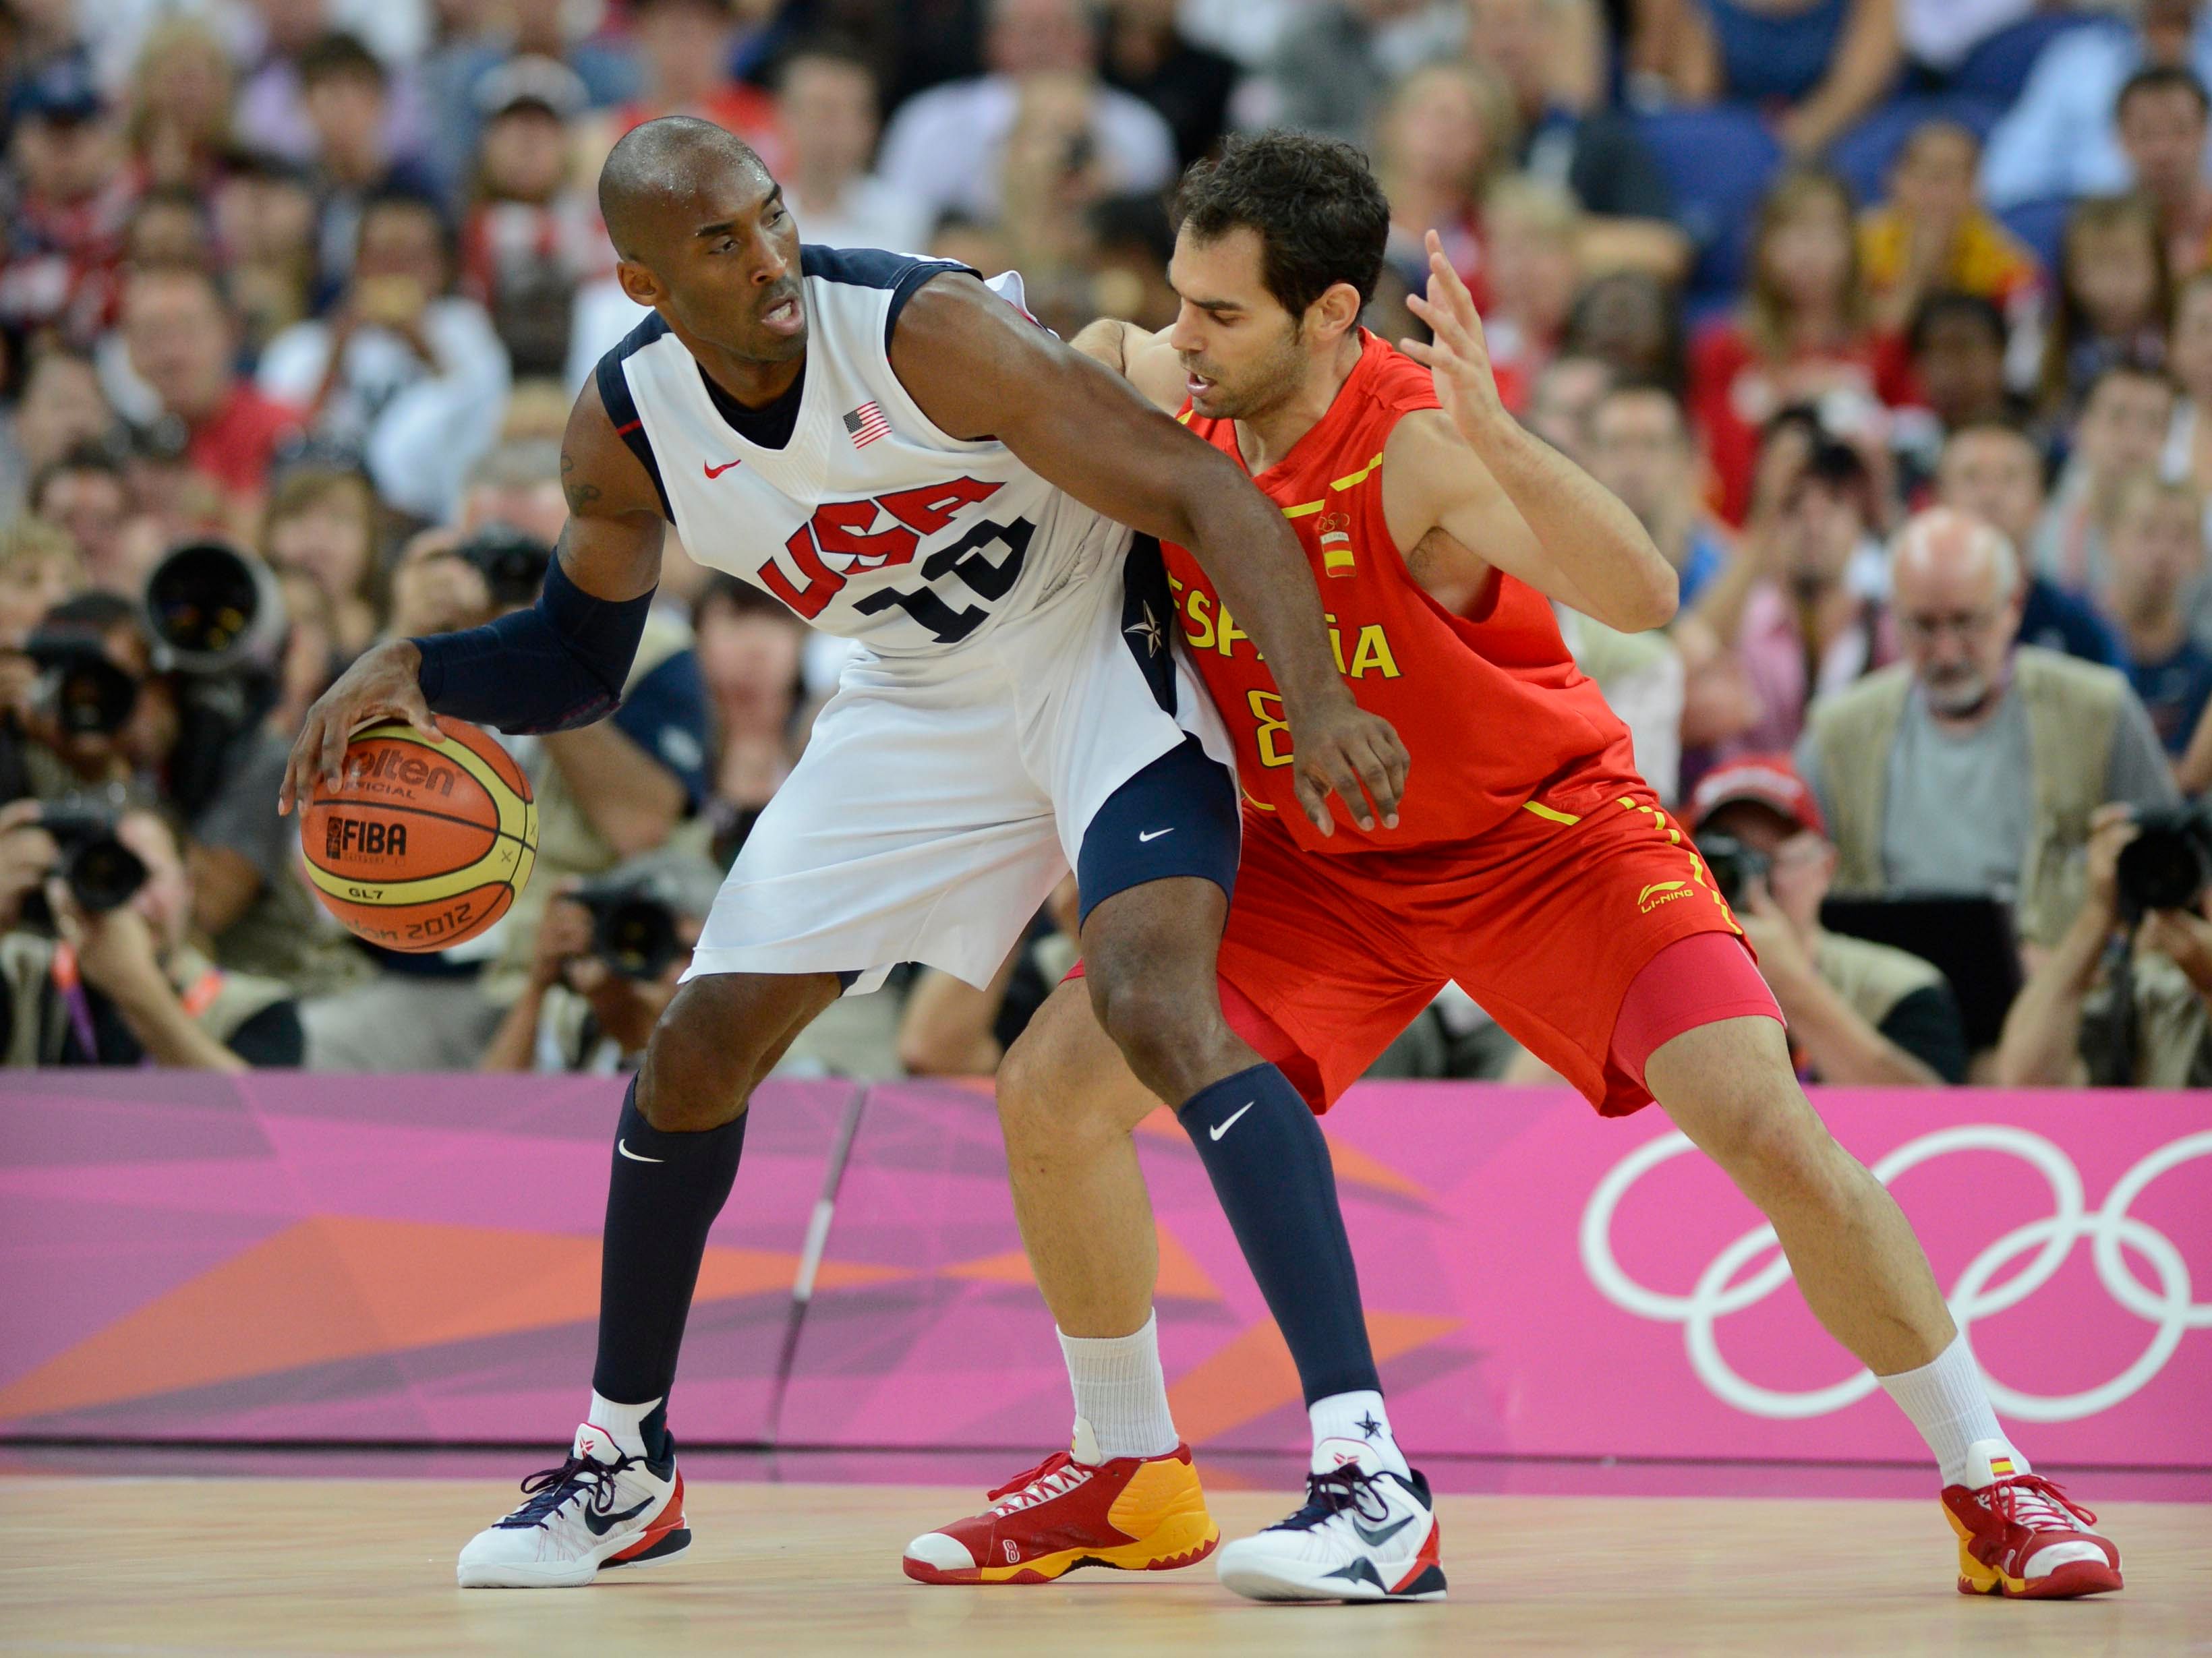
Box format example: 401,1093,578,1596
582,1497,656,1536
703,458,741,479
1138,827,1175,842
1209,1101,1256,1141
618,1139,665,1163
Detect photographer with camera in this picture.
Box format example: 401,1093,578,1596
1691,757,1969,1087
0,798,305,1067
1995,802,2212,1088
479,852,721,1073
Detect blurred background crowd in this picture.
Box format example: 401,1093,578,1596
2,0,2210,1089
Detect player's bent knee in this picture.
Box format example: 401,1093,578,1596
1086,970,1228,1101
633,980,781,1133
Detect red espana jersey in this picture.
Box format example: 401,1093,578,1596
1163,330,1629,852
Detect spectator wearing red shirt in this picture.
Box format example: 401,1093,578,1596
1689,168,1911,527
596,0,784,173
116,266,303,512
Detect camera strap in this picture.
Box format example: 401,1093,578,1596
51,945,225,1063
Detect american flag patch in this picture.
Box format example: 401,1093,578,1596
843,402,891,448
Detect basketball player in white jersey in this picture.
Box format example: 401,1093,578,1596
281,117,1407,1587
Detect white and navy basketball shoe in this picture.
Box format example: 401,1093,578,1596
1215,1460,1446,1603
456,1421,690,1588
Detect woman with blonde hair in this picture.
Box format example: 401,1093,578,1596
1688,167,1911,523
126,17,237,191
1371,59,1519,305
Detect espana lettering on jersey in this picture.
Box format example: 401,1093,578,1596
756,476,1035,645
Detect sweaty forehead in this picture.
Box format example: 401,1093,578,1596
606,147,773,258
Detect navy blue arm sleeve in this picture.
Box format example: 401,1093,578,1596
412,559,653,734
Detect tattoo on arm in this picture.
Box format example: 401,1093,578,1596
560,449,601,513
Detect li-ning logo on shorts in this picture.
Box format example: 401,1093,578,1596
1637,880,1691,912
1581,1125,2212,1421
325,817,408,860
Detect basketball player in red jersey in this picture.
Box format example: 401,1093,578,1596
906,136,2121,1605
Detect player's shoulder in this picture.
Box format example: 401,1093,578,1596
575,324,674,521
802,244,988,353
1356,332,1444,419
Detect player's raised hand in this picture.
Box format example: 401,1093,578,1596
1289,697,1410,836
279,639,441,817
1399,231,1507,438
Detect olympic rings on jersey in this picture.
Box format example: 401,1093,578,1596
1577,1126,2212,1421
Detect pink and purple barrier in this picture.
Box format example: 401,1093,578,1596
1,1073,2206,1467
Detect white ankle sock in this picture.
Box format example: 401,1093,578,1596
1057,1313,1179,1462
1309,1389,1411,1479
1877,1333,2013,1487
585,1391,662,1459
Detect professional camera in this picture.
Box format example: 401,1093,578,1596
18,802,148,925
2116,802,2212,915
140,541,287,821
570,878,680,981
24,628,140,737
455,525,554,612
1693,831,1770,910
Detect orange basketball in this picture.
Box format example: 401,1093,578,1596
300,715,537,953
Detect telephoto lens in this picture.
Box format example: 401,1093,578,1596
24,634,139,737
143,540,289,676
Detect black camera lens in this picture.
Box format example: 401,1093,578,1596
1693,832,1770,910
27,631,140,738
144,540,288,675
34,804,150,916
2116,806,2212,914
592,897,679,981
455,525,554,611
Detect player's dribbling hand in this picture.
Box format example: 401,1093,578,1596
1289,696,1409,835
1399,231,1507,438
279,639,442,817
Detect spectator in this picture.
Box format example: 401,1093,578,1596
2035,361,2178,612
258,189,511,523
1857,120,2041,336
0,799,306,1067
212,152,320,359
692,574,803,865
260,464,384,660
1086,191,1180,331
0,518,83,649
270,566,341,738
1480,175,1580,411
1644,0,1902,161
898,876,1081,1075
122,187,218,272
1688,754,1967,1084
1464,0,1688,278
988,71,1122,331
879,0,1177,225
459,57,611,380
28,444,135,594
2119,63,2212,280
1697,434,1890,757
2104,472,2212,752
1935,419,2125,668
115,265,305,516
0,56,134,350
1561,268,1686,394
1689,168,1908,527
1257,0,1466,150
1099,0,1240,170
2165,268,2212,494
1522,351,1612,463
297,32,440,296
1982,0,2212,211
1555,605,1687,800
2037,194,2172,423
1996,802,2212,1086
233,0,430,170
457,436,568,545
1890,291,2016,505
774,42,929,253
122,17,237,194
480,850,724,1073
1372,59,1516,304
417,0,641,201
591,0,786,177
1588,380,1733,607
0,345,114,516
1797,507,2180,947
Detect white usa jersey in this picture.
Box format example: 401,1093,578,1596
597,246,1128,655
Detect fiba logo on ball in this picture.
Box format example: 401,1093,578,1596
1579,1127,2212,1421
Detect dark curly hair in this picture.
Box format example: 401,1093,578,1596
1171,131,1391,322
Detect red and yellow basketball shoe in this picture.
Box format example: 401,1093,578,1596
1941,1442,2122,1600
903,1433,1219,1585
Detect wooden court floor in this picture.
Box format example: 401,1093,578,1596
4,1478,2207,1657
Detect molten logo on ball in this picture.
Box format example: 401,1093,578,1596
344,747,458,797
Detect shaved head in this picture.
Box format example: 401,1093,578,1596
599,116,765,265
1890,507,2025,718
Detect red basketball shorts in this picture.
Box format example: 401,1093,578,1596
1210,744,1778,1116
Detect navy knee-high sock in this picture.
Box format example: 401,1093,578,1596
592,1075,748,1421
1177,1063,1380,1402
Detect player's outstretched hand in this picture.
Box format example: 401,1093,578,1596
279,639,440,817
1289,696,1409,836
1399,230,1507,438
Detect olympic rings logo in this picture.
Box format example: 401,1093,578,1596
1579,1126,2212,1421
